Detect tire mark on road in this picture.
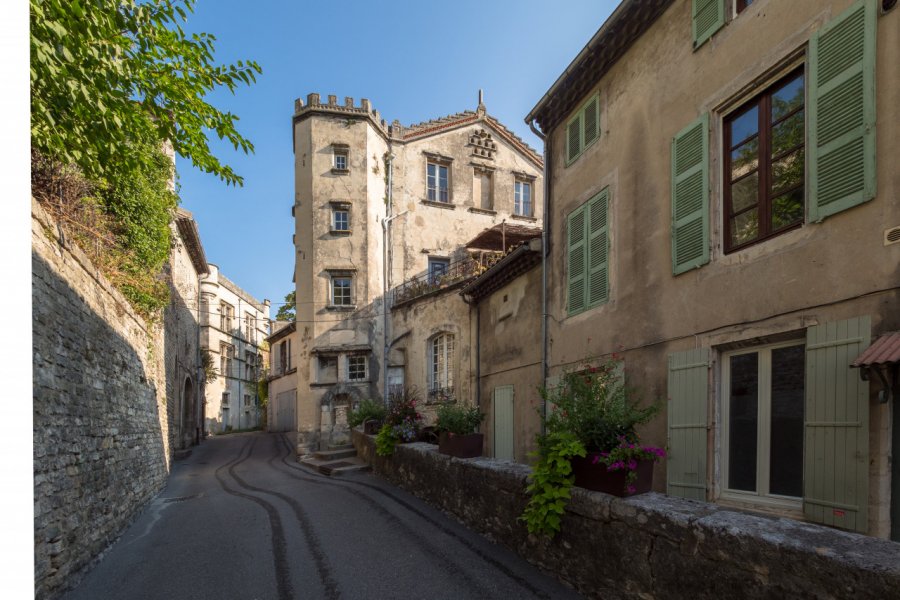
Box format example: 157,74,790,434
213,437,293,600
231,436,341,600
272,434,551,600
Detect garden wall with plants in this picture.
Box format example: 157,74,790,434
352,430,900,599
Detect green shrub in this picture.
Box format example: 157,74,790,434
375,424,399,457
348,399,387,428
435,403,484,435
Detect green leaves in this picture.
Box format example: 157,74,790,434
520,431,586,538
31,0,261,187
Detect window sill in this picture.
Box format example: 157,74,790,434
331,168,350,175
310,381,338,388
510,214,537,222
326,305,357,311
468,207,496,215
330,229,352,235
421,200,455,210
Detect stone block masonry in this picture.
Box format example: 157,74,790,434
32,200,171,599
352,430,900,599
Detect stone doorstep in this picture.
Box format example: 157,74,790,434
313,446,357,461
300,455,370,477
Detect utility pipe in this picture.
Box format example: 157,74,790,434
528,118,550,435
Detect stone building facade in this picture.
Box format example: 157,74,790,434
199,265,270,433
525,0,899,539
164,208,209,451
267,321,298,438
292,93,543,450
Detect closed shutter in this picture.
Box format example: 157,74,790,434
583,96,600,147
587,188,609,307
493,386,515,461
804,316,871,533
567,114,582,164
692,0,724,49
667,347,709,500
808,0,876,222
671,114,710,275
567,205,587,315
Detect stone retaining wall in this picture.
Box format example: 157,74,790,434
352,430,900,599
32,200,171,599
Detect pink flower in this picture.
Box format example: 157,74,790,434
627,459,638,470
626,484,636,494
591,456,600,465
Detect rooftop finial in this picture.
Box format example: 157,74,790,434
477,89,486,116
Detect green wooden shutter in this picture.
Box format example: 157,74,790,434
566,114,582,164
583,96,600,148
667,347,709,500
586,188,609,308
567,205,587,315
808,0,876,222
692,0,724,49
493,386,515,461
804,316,871,533
671,114,709,275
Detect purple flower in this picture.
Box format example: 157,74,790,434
627,459,638,470
626,484,636,494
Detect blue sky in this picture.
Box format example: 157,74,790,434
177,0,620,311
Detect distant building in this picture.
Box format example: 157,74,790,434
292,92,543,450
200,265,270,433
267,321,297,436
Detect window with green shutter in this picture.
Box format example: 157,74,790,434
565,93,601,166
671,114,709,275
567,188,609,316
667,347,709,501
808,0,876,222
692,0,724,50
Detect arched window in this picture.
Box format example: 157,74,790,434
430,333,455,401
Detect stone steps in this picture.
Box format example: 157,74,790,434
300,444,370,476
312,445,356,461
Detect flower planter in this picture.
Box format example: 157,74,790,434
438,432,483,458
570,453,654,497
363,419,383,435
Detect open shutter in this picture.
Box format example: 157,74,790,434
667,347,709,500
566,114,582,164
583,96,600,147
671,114,709,275
804,316,871,533
808,0,876,222
692,0,724,49
567,205,587,315
586,188,609,308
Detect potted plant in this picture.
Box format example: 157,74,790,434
521,359,663,537
375,388,423,457
348,399,387,435
435,403,485,458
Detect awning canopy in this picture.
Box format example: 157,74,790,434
465,223,542,252
851,332,900,368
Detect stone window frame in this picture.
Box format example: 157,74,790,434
222,391,230,407
332,143,350,175
316,354,339,384
220,301,234,332
424,151,453,205
326,269,356,309
428,332,455,401
220,342,234,379
472,163,495,211
244,311,256,344
330,201,351,234
347,354,368,382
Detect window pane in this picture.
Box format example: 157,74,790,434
730,105,758,146
439,166,448,202
771,149,804,194
730,172,758,213
769,345,804,497
730,209,759,247
427,164,436,201
771,73,804,122
771,188,804,230
772,111,804,157
731,138,759,180
729,353,758,492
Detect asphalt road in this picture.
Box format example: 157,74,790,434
63,432,581,600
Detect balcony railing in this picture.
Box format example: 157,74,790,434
391,254,502,306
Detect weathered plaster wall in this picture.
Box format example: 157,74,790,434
544,0,900,534
32,200,170,599
476,267,543,463
352,430,900,600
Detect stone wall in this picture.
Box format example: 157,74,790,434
32,200,171,599
352,430,900,599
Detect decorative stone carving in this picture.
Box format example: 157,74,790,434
468,128,497,160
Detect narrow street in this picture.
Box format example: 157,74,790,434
63,432,580,600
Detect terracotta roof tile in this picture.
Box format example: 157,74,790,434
851,332,900,367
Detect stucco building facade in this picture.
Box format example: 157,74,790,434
200,265,270,433
292,93,543,450
526,0,899,539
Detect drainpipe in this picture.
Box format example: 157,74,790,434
382,146,394,406
528,118,550,435
196,274,203,444
475,305,481,410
